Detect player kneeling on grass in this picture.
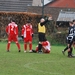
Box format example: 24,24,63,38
32,40,51,53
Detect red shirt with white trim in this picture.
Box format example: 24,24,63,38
21,23,33,38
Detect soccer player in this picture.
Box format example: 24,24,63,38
62,21,74,57
21,20,33,52
32,40,51,54
6,19,21,52
67,20,75,57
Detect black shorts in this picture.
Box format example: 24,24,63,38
38,33,46,42
66,35,73,44
67,40,72,44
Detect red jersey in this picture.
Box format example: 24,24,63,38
6,22,18,36
35,41,51,53
21,23,33,38
6,22,18,42
42,41,51,51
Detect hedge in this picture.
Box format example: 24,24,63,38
0,12,41,38
0,11,68,45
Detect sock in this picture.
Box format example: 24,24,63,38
70,47,73,55
24,43,27,50
68,48,72,56
16,43,20,50
64,46,68,52
29,43,32,50
7,43,10,51
68,51,70,56
38,44,42,52
36,46,38,52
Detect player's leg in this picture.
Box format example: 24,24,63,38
32,45,38,53
36,46,39,52
38,33,47,53
68,47,73,57
70,47,73,55
15,41,21,52
38,33,43,53
7,41,11,52
28,37,32,52
24,43,27,52
7,35,11,52
62,46,69,55
62,39,72,55
67,38,74,57
62,37,70,54
24,38,28,52
38,42,42,53
14,36,21,52
64,46,68,52
29,41,32,52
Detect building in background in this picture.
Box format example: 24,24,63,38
0,0,75,27
0,0,33,12
32,0,42,6
44,0,75,27
45,0,75,8
0,0,52,12
27,0,75,27
32,0,52,6
56,11,75,27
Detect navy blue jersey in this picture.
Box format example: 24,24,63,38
67,26,74,43
73,25,75,36
72,25,75,41
68,26,74,36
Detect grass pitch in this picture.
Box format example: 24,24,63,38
0,42,75,75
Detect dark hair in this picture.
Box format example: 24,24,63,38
10,18,15,22
27,20,31,23
69,21,73,24
73,19,75,22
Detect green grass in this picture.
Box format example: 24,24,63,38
0,42,75,75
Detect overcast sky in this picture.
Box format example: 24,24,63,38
44,0,52,4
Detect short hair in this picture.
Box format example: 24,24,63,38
10,19,15,22
69,21,73,24
73,19,75,22
27,20,31,23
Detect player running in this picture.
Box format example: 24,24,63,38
62,21,75,57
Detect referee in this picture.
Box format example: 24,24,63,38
38,17,51,53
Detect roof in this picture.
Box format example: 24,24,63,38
57,11,75,21
0,0,33,12
46,0,75,8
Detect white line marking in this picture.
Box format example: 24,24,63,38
24,61,64,75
